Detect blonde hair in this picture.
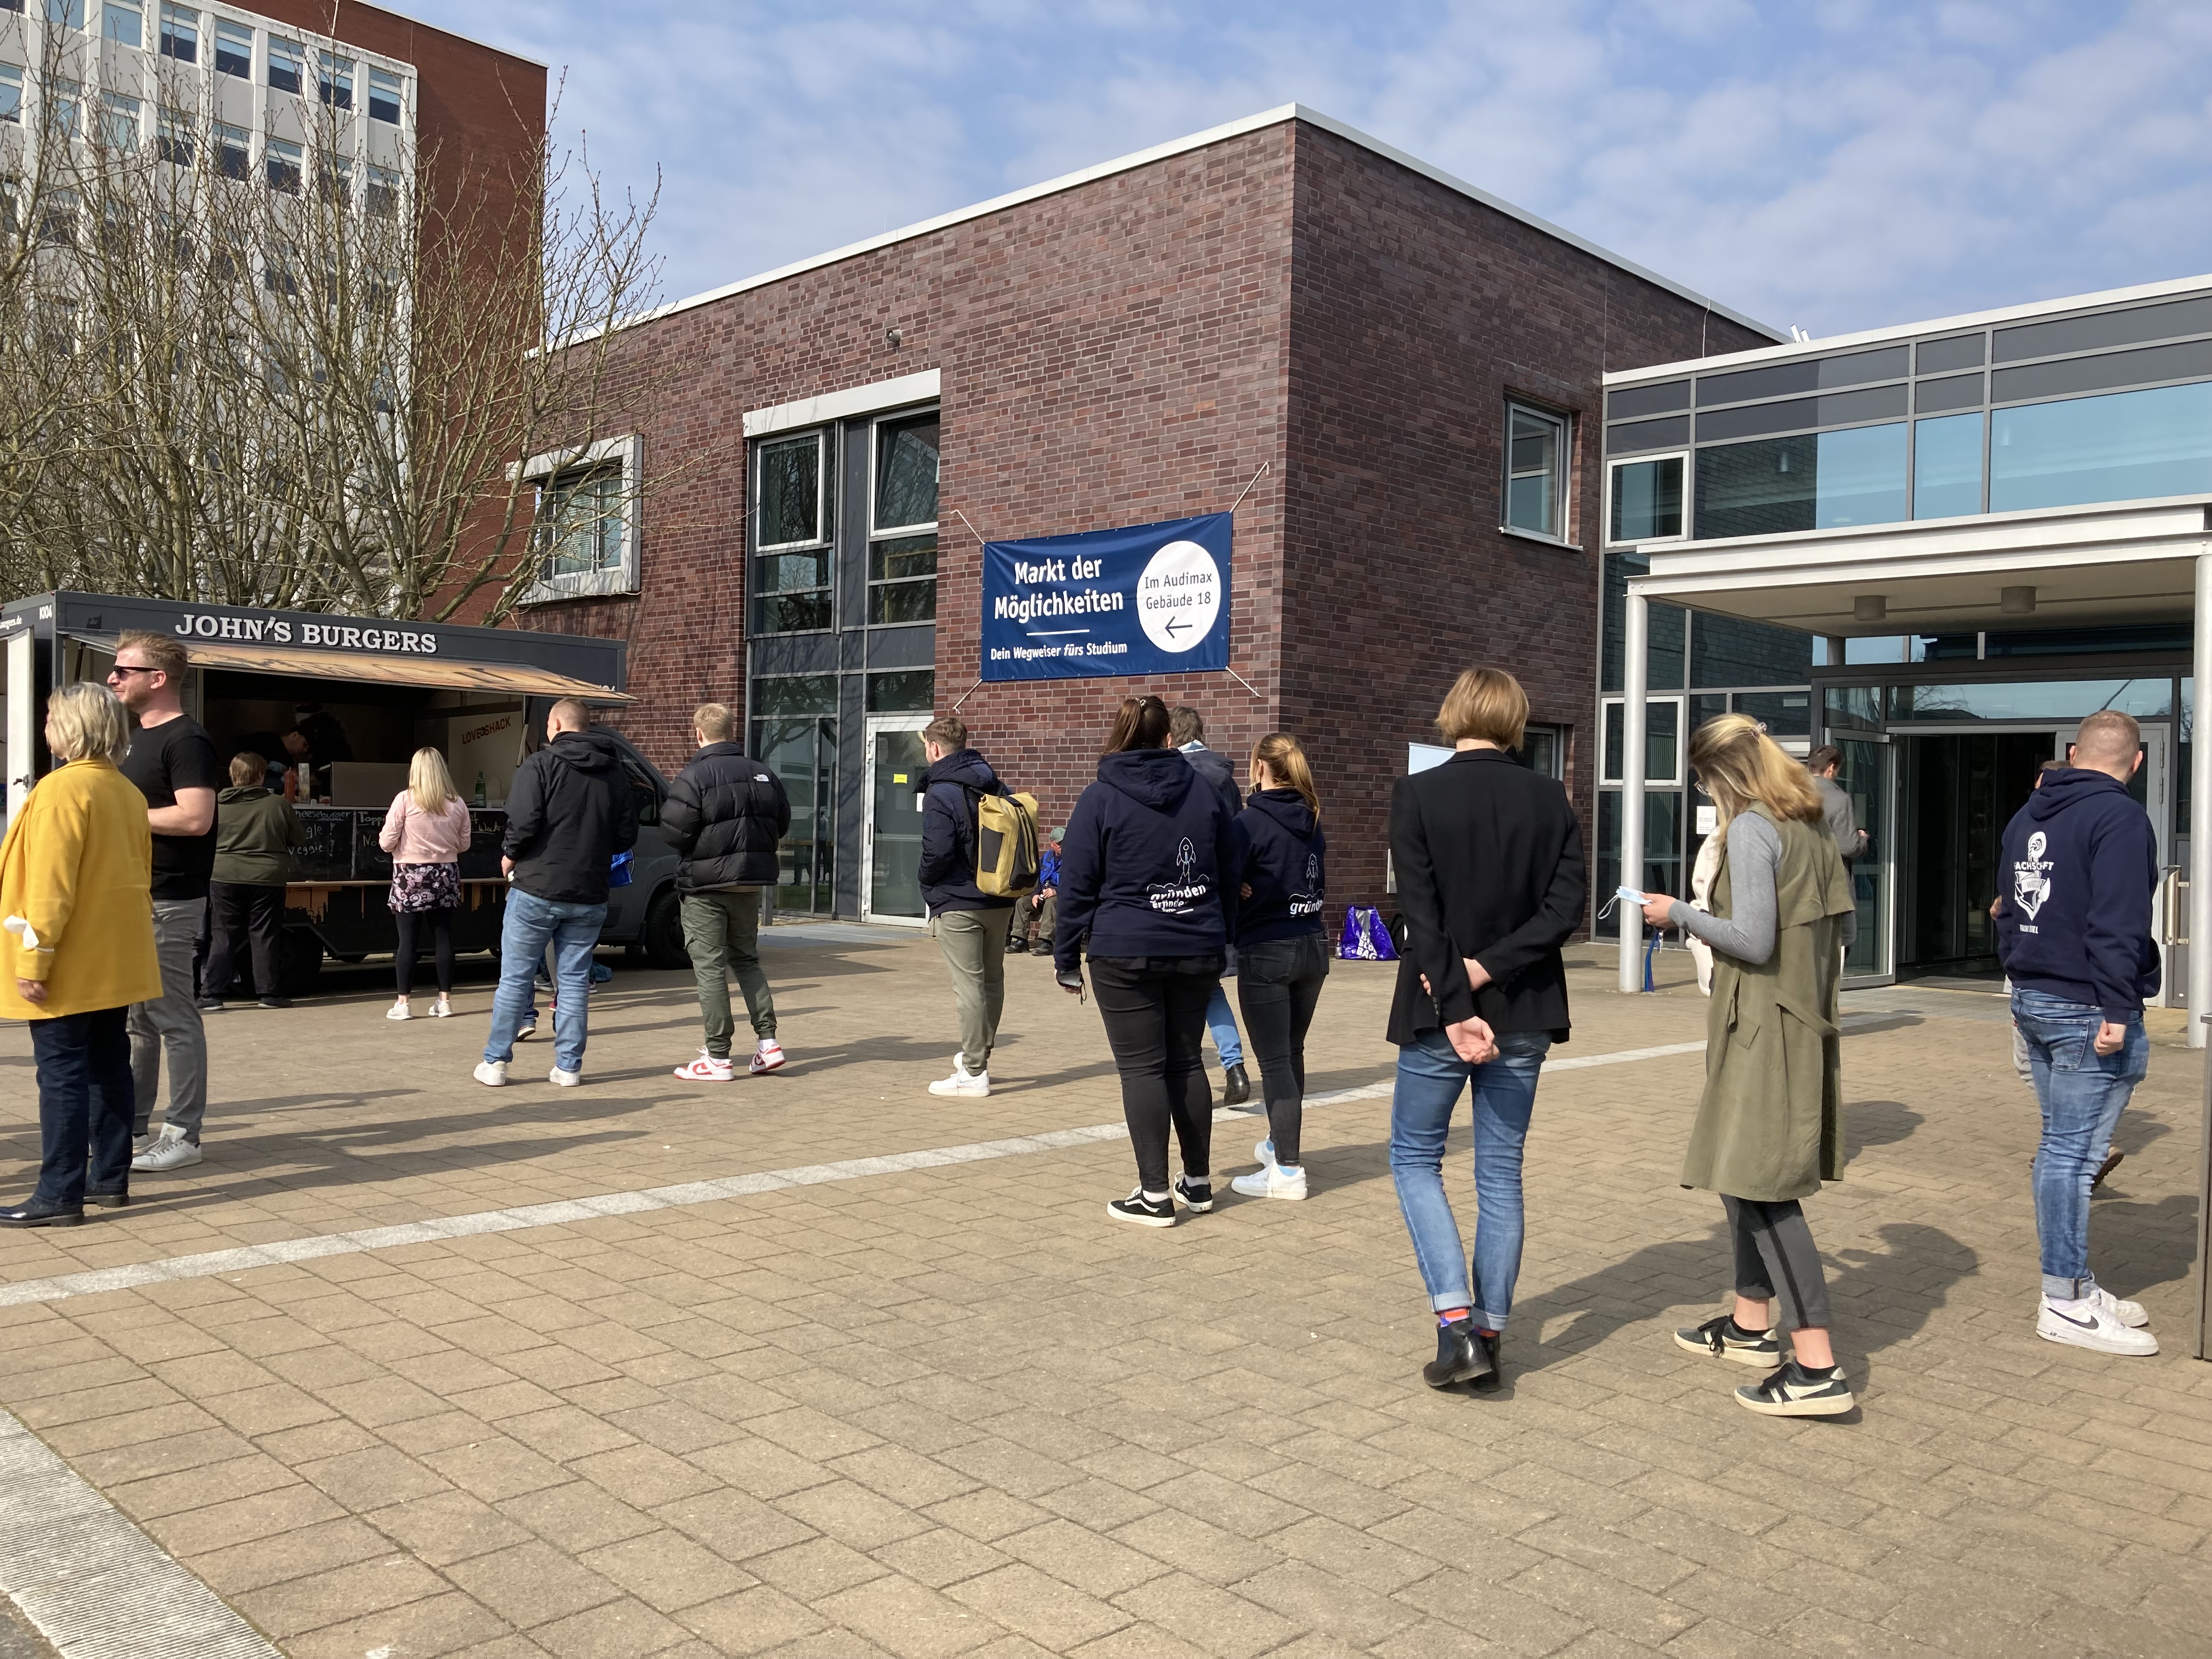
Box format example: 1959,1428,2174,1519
1689,714,1823,829
47,682,129,764
408,747,460,815
229,752,266,788
1251,732,1320,820
693,702,736,742
1436,667,1528,750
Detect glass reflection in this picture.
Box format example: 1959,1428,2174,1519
1912,412,1982,518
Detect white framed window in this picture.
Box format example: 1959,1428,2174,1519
315,151,349,206
1504,398,1572,542
212,16,250,77
266,36,303,95
155,105,191,166
101,0,139,46
364,163,399,218
366,66,402,125
1598,696,1684,787
44,78,82,139
45,0,84,31
264,134,301,193
1520,723,1566,780
213,120,249,179
755,429,826,550
99,91,139,151
318,51,351,109
157,3,195,62
516,436,642,602
0,66,20,125
1607,452,1687,546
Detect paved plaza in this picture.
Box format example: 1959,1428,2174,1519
0,926,2205,1658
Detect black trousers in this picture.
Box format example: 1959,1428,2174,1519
1722,1194,1832,1331
31,1006,134,1207
204,881,286,1002
394,908,456,997
1234,932,1330,1167
1089,955,1218,1195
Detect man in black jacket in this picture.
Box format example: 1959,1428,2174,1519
917,715,1015,1097
1170,706,1250,1105
475,699,637,1090
661,703,791,1081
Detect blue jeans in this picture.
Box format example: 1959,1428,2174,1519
1204,983,1244,1068
1389,1027,1550,1330
32,1006,136,1208
2013,988,2147,1300
486,890,607,1075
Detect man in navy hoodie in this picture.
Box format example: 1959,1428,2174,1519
1994,709,2160,1358
917,715,1017,1097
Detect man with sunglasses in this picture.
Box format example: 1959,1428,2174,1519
108,631,222,1173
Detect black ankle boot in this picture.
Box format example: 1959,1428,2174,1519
1223,1063,1251,1106
0,1197,84,1228
1423,1318,1496,1388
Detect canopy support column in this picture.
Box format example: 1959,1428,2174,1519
1618,591,1649,994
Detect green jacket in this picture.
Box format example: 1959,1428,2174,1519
1682,804,1855,1202
211,786,304,886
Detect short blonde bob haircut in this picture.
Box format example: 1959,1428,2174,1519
1688,714,1824,830
47,681,130,765
1435,667,1528,751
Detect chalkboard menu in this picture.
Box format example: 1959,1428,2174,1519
290,807,510,883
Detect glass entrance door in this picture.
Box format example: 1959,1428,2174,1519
863,716,930,924
1837,736,1892,981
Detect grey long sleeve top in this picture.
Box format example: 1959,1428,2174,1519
1668,811,1856,963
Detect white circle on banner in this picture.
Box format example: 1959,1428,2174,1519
1137,539,1220,653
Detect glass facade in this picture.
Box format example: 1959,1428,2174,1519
1990,381,2212,512
1911,412,1982,518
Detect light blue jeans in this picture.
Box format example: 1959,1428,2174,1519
486,890,607,1076
2013,987,2147,1300
1204,983,1244,1068
1389,1027,1551,1330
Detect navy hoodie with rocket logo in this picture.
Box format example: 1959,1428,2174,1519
1994,766,2159,1022
1232,788,1327,946
1053,748,1237,970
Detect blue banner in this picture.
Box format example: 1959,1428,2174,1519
981,512,1231,681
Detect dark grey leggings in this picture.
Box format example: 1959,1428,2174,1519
1722,1195,1832,1331
1235,932,1329,1167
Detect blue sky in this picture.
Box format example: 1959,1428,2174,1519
440,0,2212,341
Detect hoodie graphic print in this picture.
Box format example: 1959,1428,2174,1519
1052,747,1237,969
1995,766,2158,1022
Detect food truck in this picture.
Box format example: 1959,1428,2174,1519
0,591,685,994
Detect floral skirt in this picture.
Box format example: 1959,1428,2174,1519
389,861,461,914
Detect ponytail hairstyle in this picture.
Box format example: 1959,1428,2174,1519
1103,695,1172,755
1688,713,1823,831
1251,732,1320,820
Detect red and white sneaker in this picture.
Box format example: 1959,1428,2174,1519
749,1039,787,1076
673,1051,736,1082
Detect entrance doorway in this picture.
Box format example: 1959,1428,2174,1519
862,716,930,924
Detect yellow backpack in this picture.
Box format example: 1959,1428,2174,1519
975,788,1042,897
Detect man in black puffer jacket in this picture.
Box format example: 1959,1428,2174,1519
660,703,792,1081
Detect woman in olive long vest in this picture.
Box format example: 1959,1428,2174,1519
1639,715,1858,1419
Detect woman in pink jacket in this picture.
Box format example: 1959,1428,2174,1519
380,748,473,1020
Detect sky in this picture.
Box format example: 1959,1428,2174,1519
437,0,2212,341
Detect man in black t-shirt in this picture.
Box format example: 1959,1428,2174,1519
109,631,222,1172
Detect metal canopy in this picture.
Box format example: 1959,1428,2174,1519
69,635,637,703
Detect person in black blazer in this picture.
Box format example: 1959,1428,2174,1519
1387,667,1585,1391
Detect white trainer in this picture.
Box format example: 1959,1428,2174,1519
472,1060,508,1087
131,1127,203,1172
749,1039,787,1076
2038,1297,2158,1356
1255,1139,1277,1169
674,1052,736,1082
386,1001,413,1021
1231,1163,1308,1200
549,1066,582,1088
928,1061,990,1098
429,997,455,1018
2092,1286,2150,1329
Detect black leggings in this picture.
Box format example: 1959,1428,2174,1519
1089,956,1217,1195
1722,1195,1832,1331
1234,932,1329,1167
394,908,456,998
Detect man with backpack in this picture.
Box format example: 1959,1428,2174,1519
1171,706,1251,1106
918,715,1022,1097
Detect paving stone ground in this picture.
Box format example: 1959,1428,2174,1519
0,925,2205,1659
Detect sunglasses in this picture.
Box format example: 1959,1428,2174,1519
106,664,160,678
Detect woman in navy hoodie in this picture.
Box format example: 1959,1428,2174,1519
1227,733,1328,1201
1054,695,1238,1227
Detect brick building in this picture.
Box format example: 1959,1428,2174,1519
523,105,1778,922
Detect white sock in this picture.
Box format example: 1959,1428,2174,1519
1142,1189,1170,1204
2046,1292,2095,1313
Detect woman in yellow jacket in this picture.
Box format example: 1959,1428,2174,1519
0,683,163,1227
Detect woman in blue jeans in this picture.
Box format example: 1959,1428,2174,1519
1386,669,1584,1389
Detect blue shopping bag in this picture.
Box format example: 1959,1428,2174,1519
1336,905,1399,961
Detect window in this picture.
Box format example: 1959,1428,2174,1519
866,670,935,712
1504,401,1570,540
517,437,641,601
261,243,295,294
1989,381,2212,514
1609,454,1684,544
1519,725,1565,780
868,409,938,623
99,91,139,151
1599,697,1683,786
41,296,79,356
44,78,81,139
1692,424,1908,539
37,188,77,246
364,164,398,217
751,676,837,913
264,134,301,193
266,36,302,94
0,66,19,125
155,106,190,165
213,17,250,77
318,51,351,109
213,120,248,179
158,3,194,61
1912,412,1983,519
366,66,401,124
868,537,936,624
45,0,83,29
101,0,139,44
315,153,349,206
754,430,830,634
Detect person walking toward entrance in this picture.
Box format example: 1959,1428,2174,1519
1172,707,1251,1106
1228,734,1328,1201
475,699,636,1088
1806,746,1868,864
662,703,790,1081
381,749,472,1021
1387,669,1583,1389
1055,695,1237,1226
918,715,1017,1097
1640,714,1858,1417
1994,709,2160,1357
202,752,303,1012
108,630,222,1176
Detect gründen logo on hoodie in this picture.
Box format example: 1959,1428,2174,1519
1288,852,1323,918
2012,829,2052,932
1148,837,1212,915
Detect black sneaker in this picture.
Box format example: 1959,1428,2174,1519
1735,1359,1855,1418
257,996,292,1009
1108,1189,1175,1228
195,998,224,1013
1172,1175,1214,1214
1222,1064,1251,1106
1674,1313,1781,1367
1423,1317,1496,1389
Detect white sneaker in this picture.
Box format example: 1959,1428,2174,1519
2091,1286,2150,1329
473,1060,508,1087
131,1127,203,1172
2038,1296,2158,1356
386,1001,413,1021
674,1052,736,1082
749,1039,787,1076
928,1061,990,1097
1255,1139,1277,1168
549,1066,582,1088
430,998,454,1018
1231,1163,1308,1200
131,1134,151,1158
